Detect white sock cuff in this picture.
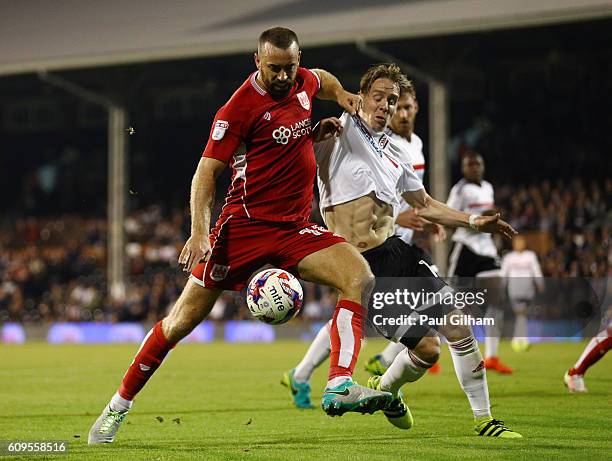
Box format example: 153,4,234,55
448,335,478,354
110,392,133,412
407,348,434,369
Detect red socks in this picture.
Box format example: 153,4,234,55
328,300,364,380
118,321,175,400
569,329,612,376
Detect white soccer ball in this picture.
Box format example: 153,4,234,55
511,337,531,353
246,269,303,325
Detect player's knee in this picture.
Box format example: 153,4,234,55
341,263,374,299
162,300,202,342
360,269,375,297
162,314,194,343
413,335,441,365
439,310,472,342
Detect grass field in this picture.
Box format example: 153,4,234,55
1,340,610,460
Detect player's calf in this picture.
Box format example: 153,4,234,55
89,282,220,444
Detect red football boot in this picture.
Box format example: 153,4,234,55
484,356,513,374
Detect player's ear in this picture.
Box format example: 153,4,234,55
254,52,261,70
414,99,420,114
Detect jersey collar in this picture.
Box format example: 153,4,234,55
250,72,267,96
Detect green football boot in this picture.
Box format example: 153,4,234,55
280,369,315,409
364,354,388,376
474,417,522,438
321,380,392,417
367,376,413,429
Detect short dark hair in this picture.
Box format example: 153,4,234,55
462,150,484,164
258,27,299,51
359,63,413,97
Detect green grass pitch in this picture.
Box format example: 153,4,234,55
1,340,610,460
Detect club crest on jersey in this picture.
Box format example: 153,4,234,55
378,134,389,150
210,263,230,281
212,120,229,141
296,91,310,110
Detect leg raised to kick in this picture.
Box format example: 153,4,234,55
298,242,392,416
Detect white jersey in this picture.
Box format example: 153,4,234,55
386,130,426,245
446,178,498,258
315,112,423,217
501,250,543,300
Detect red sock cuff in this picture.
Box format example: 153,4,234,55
336,299,363,315
153,320,175,349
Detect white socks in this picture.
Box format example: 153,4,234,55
448,335,491,419
380,348,431,395
484,306,504,358
293,320,332,383
379,342,406,368
512,312,528,341
110,392,133,412
326,376,352,388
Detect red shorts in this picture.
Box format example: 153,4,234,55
191,214,346,291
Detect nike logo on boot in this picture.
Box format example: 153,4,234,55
325,388,350,396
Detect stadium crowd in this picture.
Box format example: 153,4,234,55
0,179,609,323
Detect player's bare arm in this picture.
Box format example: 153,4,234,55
397,208,447,242
396,207,427,231
324,193,395,251
178,157,226,272
402,188,517,240
311,69,361,114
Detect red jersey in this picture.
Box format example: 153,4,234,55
203,67,321,222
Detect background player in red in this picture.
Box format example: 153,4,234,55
88,27,393,445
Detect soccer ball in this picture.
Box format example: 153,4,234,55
246,269,303,325
511,337,531,353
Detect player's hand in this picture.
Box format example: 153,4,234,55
178,234,212,273
312,117,342,142
474,213,517,240
425,223,447,242
396,208,427,231
336,89,361,115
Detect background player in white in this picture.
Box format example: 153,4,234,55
283,64,521,437
500,235,544,352
447,152,513,374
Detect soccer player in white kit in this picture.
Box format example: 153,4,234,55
446,152,513,374
363,90,444,377
282,90,438,407
282,64,521,437
500,235,544,352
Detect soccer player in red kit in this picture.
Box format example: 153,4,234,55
564,322,611,392
88,27,392,444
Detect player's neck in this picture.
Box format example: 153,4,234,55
358,110,387,133
255,72,266,91
390,126,413,142
255,72,288,100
